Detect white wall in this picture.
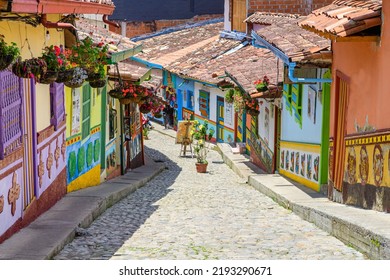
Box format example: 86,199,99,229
258,101,276,153
224,0,231,31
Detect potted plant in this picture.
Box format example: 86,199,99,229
225,88,235,103
56,47,76,83
245,98,260,116
254,76,270,92
64,67,88,88
12,57,47,79
0,36,20,71
38,45,64,84
191,120,215,173
70,37,108,87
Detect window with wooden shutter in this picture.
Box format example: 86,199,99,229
82,84,91,140
50,82,65,130
0,70,23,160
199,90,209,118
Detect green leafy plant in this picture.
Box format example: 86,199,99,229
225,88,234,103
0,36,20,70
254,76,270,92
191,120,215,164
70,37,108,80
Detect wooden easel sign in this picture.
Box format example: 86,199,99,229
176,120,195,157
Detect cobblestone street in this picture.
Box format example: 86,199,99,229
54,128,365,260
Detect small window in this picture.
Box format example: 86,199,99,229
187,90,194,110
199,90,209,118
82,85,91,140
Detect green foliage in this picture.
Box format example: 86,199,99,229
86,142,93,167
68,151,77,178
191,120,215,164
94,139,100,162
70,36,108,77
0,36,20,70
225,88,234,103
77,146,86,173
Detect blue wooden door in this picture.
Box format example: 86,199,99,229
217,96,224,142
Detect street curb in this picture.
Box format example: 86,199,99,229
46,162,166,260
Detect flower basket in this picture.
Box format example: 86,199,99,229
89,79,106,88
12,57,47,79
38,70,58,84
247,108,260,116
153,112,162,119
86,71,103,82
56,68,74,83
108,88,124,99
64,67,87,88
139,106,151,114
119,98,131,105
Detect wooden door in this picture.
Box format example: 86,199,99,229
232,0,247,33
332,71,349,191
217,96,224,142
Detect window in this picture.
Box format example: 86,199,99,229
199,90,209,118
187,90,194,110
50,82,65,130
291,84,303,127
82,84,91,140
0,71,23,159
283,84,292,114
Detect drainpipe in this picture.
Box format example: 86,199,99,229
103,15,120,28
288,62,332,83
40,14,76,30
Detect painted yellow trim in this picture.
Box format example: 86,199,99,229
346,133,390,146
281,141,321,154
279,169,320,192
91,126,101,135
67,165,101,193
66,135,82,146
194,114,217,125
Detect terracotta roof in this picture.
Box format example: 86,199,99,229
108,62,150,82
299,0,382,37
249,12,331,66
167,40,283,95
135,22,224,66
75,18,140,56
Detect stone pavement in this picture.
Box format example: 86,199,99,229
53,124,365,260
1,122,389,260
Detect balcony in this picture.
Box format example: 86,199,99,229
0,0,115,15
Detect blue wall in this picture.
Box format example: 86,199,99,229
175,75,195,121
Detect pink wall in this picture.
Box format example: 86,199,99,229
330,2,390,137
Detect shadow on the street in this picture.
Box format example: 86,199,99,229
54,146,181,260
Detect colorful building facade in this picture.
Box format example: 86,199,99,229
300,0,390,211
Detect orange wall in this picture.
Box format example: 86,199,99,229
330,2,390,137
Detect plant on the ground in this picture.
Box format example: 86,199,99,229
191,120,215,164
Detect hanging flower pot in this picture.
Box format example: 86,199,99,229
12,57,47,79
119,98,131,105
38,70,58,84
64,67,87,88
56,68,75,83
89,79,106,88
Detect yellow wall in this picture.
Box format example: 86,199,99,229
0,14,64,132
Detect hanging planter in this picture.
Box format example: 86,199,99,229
254,76,270,92
38,70,58,84
12,57,47,79
56,68,75,83
0,37,20,71
64,67,87,88
89,78,106,88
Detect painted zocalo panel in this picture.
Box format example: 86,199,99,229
0,167,23,237
279,141,321,191
36,128,66,198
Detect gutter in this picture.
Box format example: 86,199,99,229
251,30,332,83
40,14,76,30
130,56,164,70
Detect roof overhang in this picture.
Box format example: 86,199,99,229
300,26,380,43
2,0,115,15
109,45,143,64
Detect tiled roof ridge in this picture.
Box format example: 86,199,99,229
131,18,223,42
245,12,301,23
247,11,301,19
332,0,382,9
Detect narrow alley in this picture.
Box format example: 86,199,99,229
54,125,364,260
